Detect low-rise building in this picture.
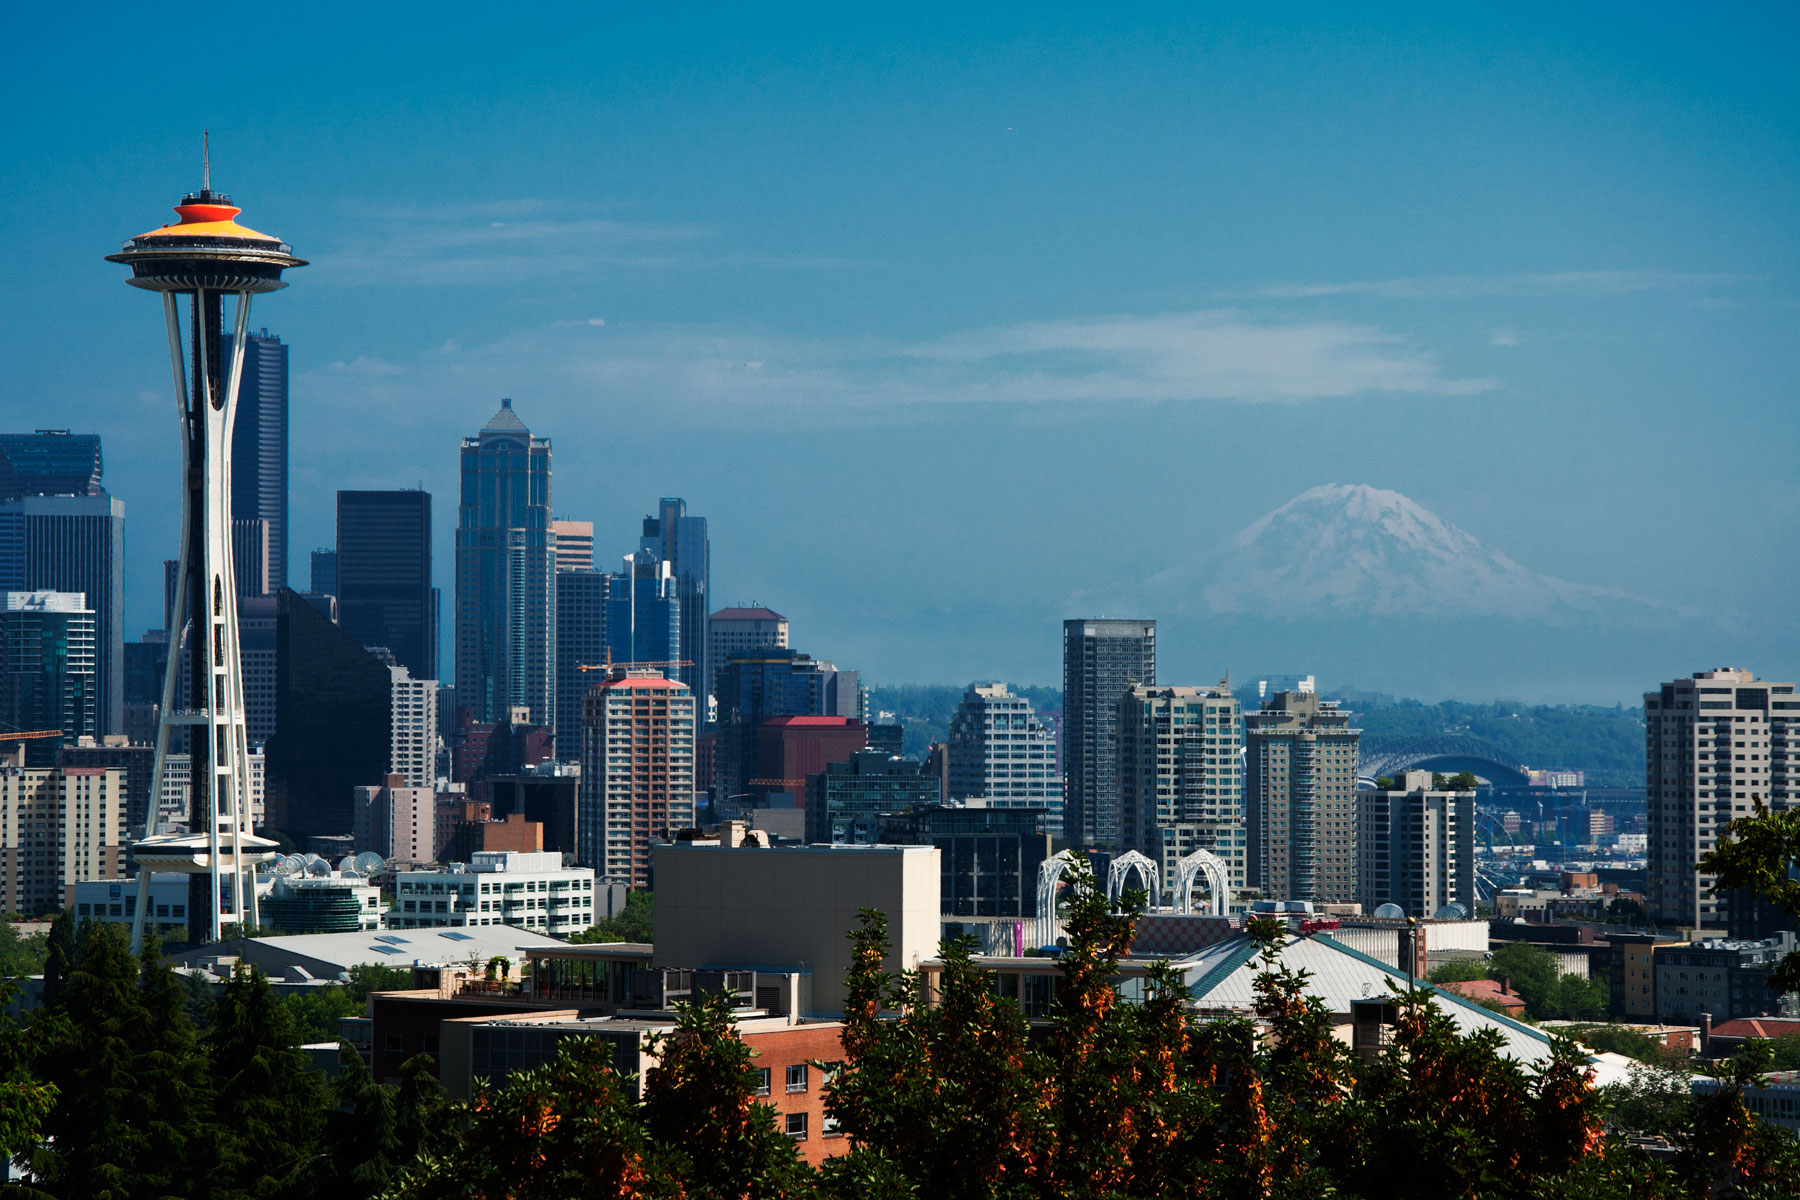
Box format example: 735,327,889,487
1654,934,1799,1023
392,850,596,935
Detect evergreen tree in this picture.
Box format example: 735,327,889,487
207,964,328,1197
27,922,216,1199
322,1047,403,1199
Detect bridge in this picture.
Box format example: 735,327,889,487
1357,735,1530,788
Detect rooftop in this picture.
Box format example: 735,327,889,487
711,606,787,621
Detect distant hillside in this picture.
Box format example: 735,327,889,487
1333,694,1646,787
867,682,1061,757
870,682,1644,785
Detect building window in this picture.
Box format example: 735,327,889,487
785,1063,808,1093
753,1067,770,1096
382,1034,404,1054
785,1112,808,1140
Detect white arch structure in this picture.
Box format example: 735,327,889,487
1107,850,1161,912
1172,848,1231,916
1034,850,1080,948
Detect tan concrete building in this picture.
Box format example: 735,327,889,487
0,764,126,913
550,519,594,572
707,606,789,702
580,669,695,885
653,841,941,1015
1245,683,1360,904
1645,668,1797,933
1355,770,1475,919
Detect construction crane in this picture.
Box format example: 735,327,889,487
746,778,807,789
576,649,693,674
0,729,62,742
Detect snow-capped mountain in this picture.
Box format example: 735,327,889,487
1197,484,1636,621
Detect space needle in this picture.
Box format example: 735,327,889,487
108,140,304,947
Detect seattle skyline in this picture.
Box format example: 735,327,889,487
5,6,1797,702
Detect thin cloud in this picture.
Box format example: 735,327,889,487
305,198,866,285
1248,269,1748,301
1489,327,1522,347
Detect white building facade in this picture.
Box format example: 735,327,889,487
391,850,596,935
390,666,438,789
945,683,1064,837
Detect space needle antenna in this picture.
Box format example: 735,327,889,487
203,130,211,192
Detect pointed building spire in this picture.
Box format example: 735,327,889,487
203,130,211,193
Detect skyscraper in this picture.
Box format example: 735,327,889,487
551,519,593,572
225,329,289,591
0,592,97,762
0,494,125,735
946,683,1065,837
310,549,338,597
1117,683,1244,899
455,400,554,726
0,431,102,502
554,568,607,762
389,666,438,790
263,589,392,839
1063,618,1156,848
708,606,787,703
579,669,695,885
1645,669,1797,934
605,549,679,667
1356,771,1475,919
638,499,709,702
231,517,270,597
338,489,436,681
1245,681,1361,904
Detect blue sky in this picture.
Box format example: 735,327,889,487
4,6,1796,702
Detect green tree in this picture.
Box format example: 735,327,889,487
0,979,56,1166
642,990,813,1198
27,922,218,1199
382,1036,679,1199
1701,797,1800,995
207,964,328,1196
0,922,49,979
1427,958,1489,984
40,908,76,999
571,889,653,943
1487,941,1562,1018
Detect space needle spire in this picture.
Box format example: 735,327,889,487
107,146,306,947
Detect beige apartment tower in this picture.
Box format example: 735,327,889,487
0,765,127,913
1645,668,1797,933
1355,770,1475,918
1117,684,1245,901
708,606,789,703
580,669,696,886
1245,681,1361,904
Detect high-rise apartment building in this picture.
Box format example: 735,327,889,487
0,494,125,735
806,749,942,844
0,431,103,502
0,765,126,913
1063,618,1155,848
390,666,439,790
1356,770,1475,919
339,489,437,682
455,400,554,726
1645,669,1798,933
708,606,788,703
605,549,679,668
638,499,709,703
1,592,97,763
554,568,608,763
551,520,593,572
579,670,695,886
1245,681,1361,904
946,683,1064,837
225,329,289,591
1117,683,1244,899
353,773,436,863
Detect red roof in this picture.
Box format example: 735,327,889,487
595,674,688,692
762,716,860,728
1439,979,1527,1009
710,606,786,621
1710,1018,1800,1040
